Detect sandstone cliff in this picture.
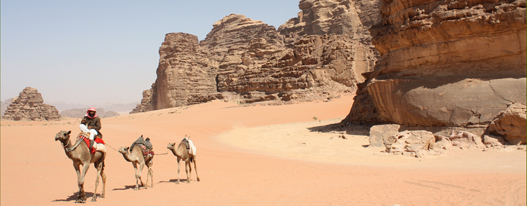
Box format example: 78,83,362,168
132,0,382,113
341,0,526,143
2,87,61,121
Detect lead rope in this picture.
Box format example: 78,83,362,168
64,137,83,152
104,142,170,156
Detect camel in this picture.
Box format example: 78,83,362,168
167,138,200,184
118,145,154,190
54,130,106,203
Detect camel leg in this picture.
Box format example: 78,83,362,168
176,158,181,184
73,163,85,203
92,162,103,202
138,162,145,188
78,163,90,203
100,162,106,198
146,161,153,188
149,166,154,188
185,160,192,183
193,157,200,182
185,161,190,184
132,162,140,190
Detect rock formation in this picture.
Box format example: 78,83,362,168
132,0,383,113
2,87,61,121
488,103,526,144
341,0,526,136
278,0,381,44
1,98,13,116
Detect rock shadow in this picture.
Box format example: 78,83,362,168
308,122,371,136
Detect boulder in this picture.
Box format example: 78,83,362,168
488,103,527,144
368,124,400,147
384,130,436,157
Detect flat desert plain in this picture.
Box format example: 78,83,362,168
1,96,525,206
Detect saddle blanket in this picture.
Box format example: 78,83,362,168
80,136,106,154
140,144,155,156
184,138,196,156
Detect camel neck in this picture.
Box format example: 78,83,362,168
121,151,134,162
170,147,179,156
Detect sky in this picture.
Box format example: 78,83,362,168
1,0,300,105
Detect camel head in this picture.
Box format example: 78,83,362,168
118,146,129,154
55,130,72,142
167,142,176,150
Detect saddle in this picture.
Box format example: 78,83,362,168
139,144,155,157
77,132,105,154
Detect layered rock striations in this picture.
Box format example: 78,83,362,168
152,33,218,109
132,1,382,113
341,0,526,142
277,0,381,44
2,87,61,121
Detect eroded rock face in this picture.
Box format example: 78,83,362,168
201,14,285,62
278,0,382,45
130,88,153,114
133,3,382,113
342,0,527,128
2,87,61,121
152,33,217,110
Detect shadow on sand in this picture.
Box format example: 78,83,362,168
52,191,96,202
158,178,189,184
112,185,137,191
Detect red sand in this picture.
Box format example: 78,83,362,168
1,96,525,206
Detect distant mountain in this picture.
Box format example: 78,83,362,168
47,101,139,113
1,98,138,117
60,108,120,118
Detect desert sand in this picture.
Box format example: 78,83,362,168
1,96,525,206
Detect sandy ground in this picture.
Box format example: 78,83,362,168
1,96,525,206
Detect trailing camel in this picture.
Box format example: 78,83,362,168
167,138,200,184
54,130,106,203
118,143,154,190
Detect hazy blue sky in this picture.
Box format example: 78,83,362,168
1,0,300,105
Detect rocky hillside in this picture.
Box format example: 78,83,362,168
2,87,61,121
341,0,526,143
132,0,382,113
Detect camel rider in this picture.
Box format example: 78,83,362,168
79,107,101,149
